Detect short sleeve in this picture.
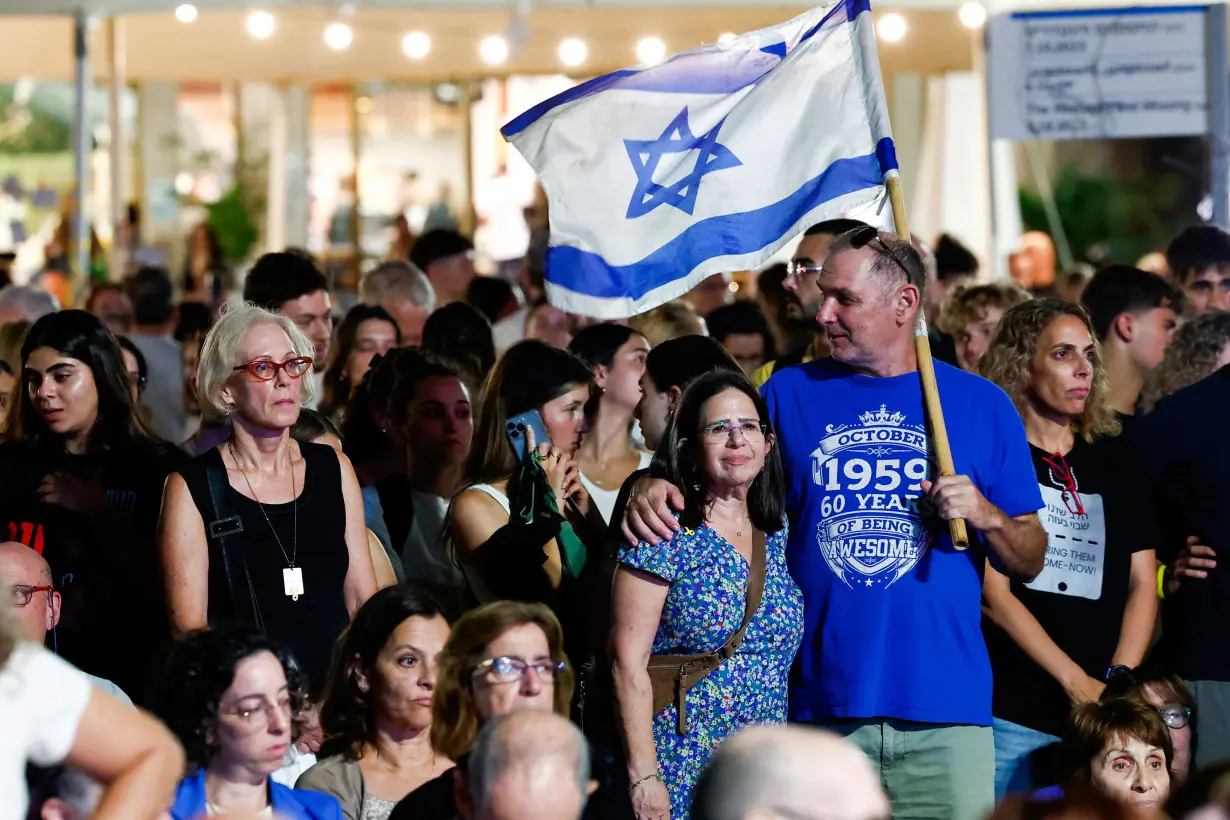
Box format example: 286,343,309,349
982,390,1044,518
618,525,691,583
6,643,93,767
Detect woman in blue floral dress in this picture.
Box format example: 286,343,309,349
610,370,804,820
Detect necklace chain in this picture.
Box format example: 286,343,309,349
228,441,297,569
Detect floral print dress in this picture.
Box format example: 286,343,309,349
619,522,804,820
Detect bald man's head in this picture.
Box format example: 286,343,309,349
0,542,59,643
693,726,889,820
463,711,590,820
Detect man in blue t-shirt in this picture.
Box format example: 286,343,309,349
622,227,1046,820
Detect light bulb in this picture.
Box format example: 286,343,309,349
402,31,431,60
959,2,987,29
636,37,667,66
174,4,197,23
558,38,588,67
246,10,274,40
480,35,509,65
877,13,907,43
324,21,353,51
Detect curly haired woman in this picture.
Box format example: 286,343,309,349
1138,310,1230,413
979,300,1160,799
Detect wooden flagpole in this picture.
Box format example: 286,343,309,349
885,172,970,551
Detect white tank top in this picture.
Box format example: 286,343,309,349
456,483,511,602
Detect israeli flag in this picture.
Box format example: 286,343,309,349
503,0,898,319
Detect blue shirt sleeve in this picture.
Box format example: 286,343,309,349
981,387,1044,518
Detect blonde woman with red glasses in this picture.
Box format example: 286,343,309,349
159,303,377,719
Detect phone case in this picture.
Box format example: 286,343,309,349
505,411,551,462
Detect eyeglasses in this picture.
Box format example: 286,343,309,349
785,260,824,280
847,225,913,282
219,694,302,729
232,357,314,382
1043,451,1085,516
701,420,767,442
7,584,53,608
471,655,566,685
1158,704,1192,730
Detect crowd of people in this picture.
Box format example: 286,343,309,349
2,216,1230,820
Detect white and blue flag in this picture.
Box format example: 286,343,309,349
502,0,898,319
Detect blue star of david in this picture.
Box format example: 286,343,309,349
623,107,742,219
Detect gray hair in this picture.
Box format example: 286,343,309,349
468,712,590,813
360,260,436,313
197,302,316,419
828,229,927,294
0,285,58,321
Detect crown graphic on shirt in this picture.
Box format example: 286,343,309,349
858,404,906,427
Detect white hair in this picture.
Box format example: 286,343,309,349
360,260,436,312
0,285,58,321
197,302,316,419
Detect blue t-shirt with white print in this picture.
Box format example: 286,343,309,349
762,358,1042,726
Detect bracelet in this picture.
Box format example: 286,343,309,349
629,772,662,792
1158,563,1168,601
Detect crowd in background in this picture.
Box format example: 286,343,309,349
1,212,1230,820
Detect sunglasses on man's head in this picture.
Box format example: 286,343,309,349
846,225,913,281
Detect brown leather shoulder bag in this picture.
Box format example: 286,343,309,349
646,528,766,736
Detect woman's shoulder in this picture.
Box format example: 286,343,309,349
271,777,346,819
295,753,362,791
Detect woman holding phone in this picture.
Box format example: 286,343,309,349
445,340,602,665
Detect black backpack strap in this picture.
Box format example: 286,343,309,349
201,458,265,633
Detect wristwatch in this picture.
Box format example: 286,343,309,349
1106,665,1131,681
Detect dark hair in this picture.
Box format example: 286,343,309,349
804,218,871,238
704,300,778,360
84,281,128,315
174,301,214,344
150,627,308,767
467,276,518,324
644,335,741,394
1081,265,1184,341
8,310,165,453
340,347,407,465
421,301,496,391
567,323,641,372
291,407,342,444
115,335,148,385
319,585,449,761
652,369,784,532
934,233,980,282
464,340,592,486
1167,225,1230,284
1063,698,1174,785
243,252,329,310
388,348,466,431
124,266,175,327
411,229,474,272
321,305,401,418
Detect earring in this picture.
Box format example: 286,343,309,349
357,678,370,693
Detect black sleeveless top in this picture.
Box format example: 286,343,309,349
179,441,350,696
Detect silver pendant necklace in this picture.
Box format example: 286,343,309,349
228,441,302,601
